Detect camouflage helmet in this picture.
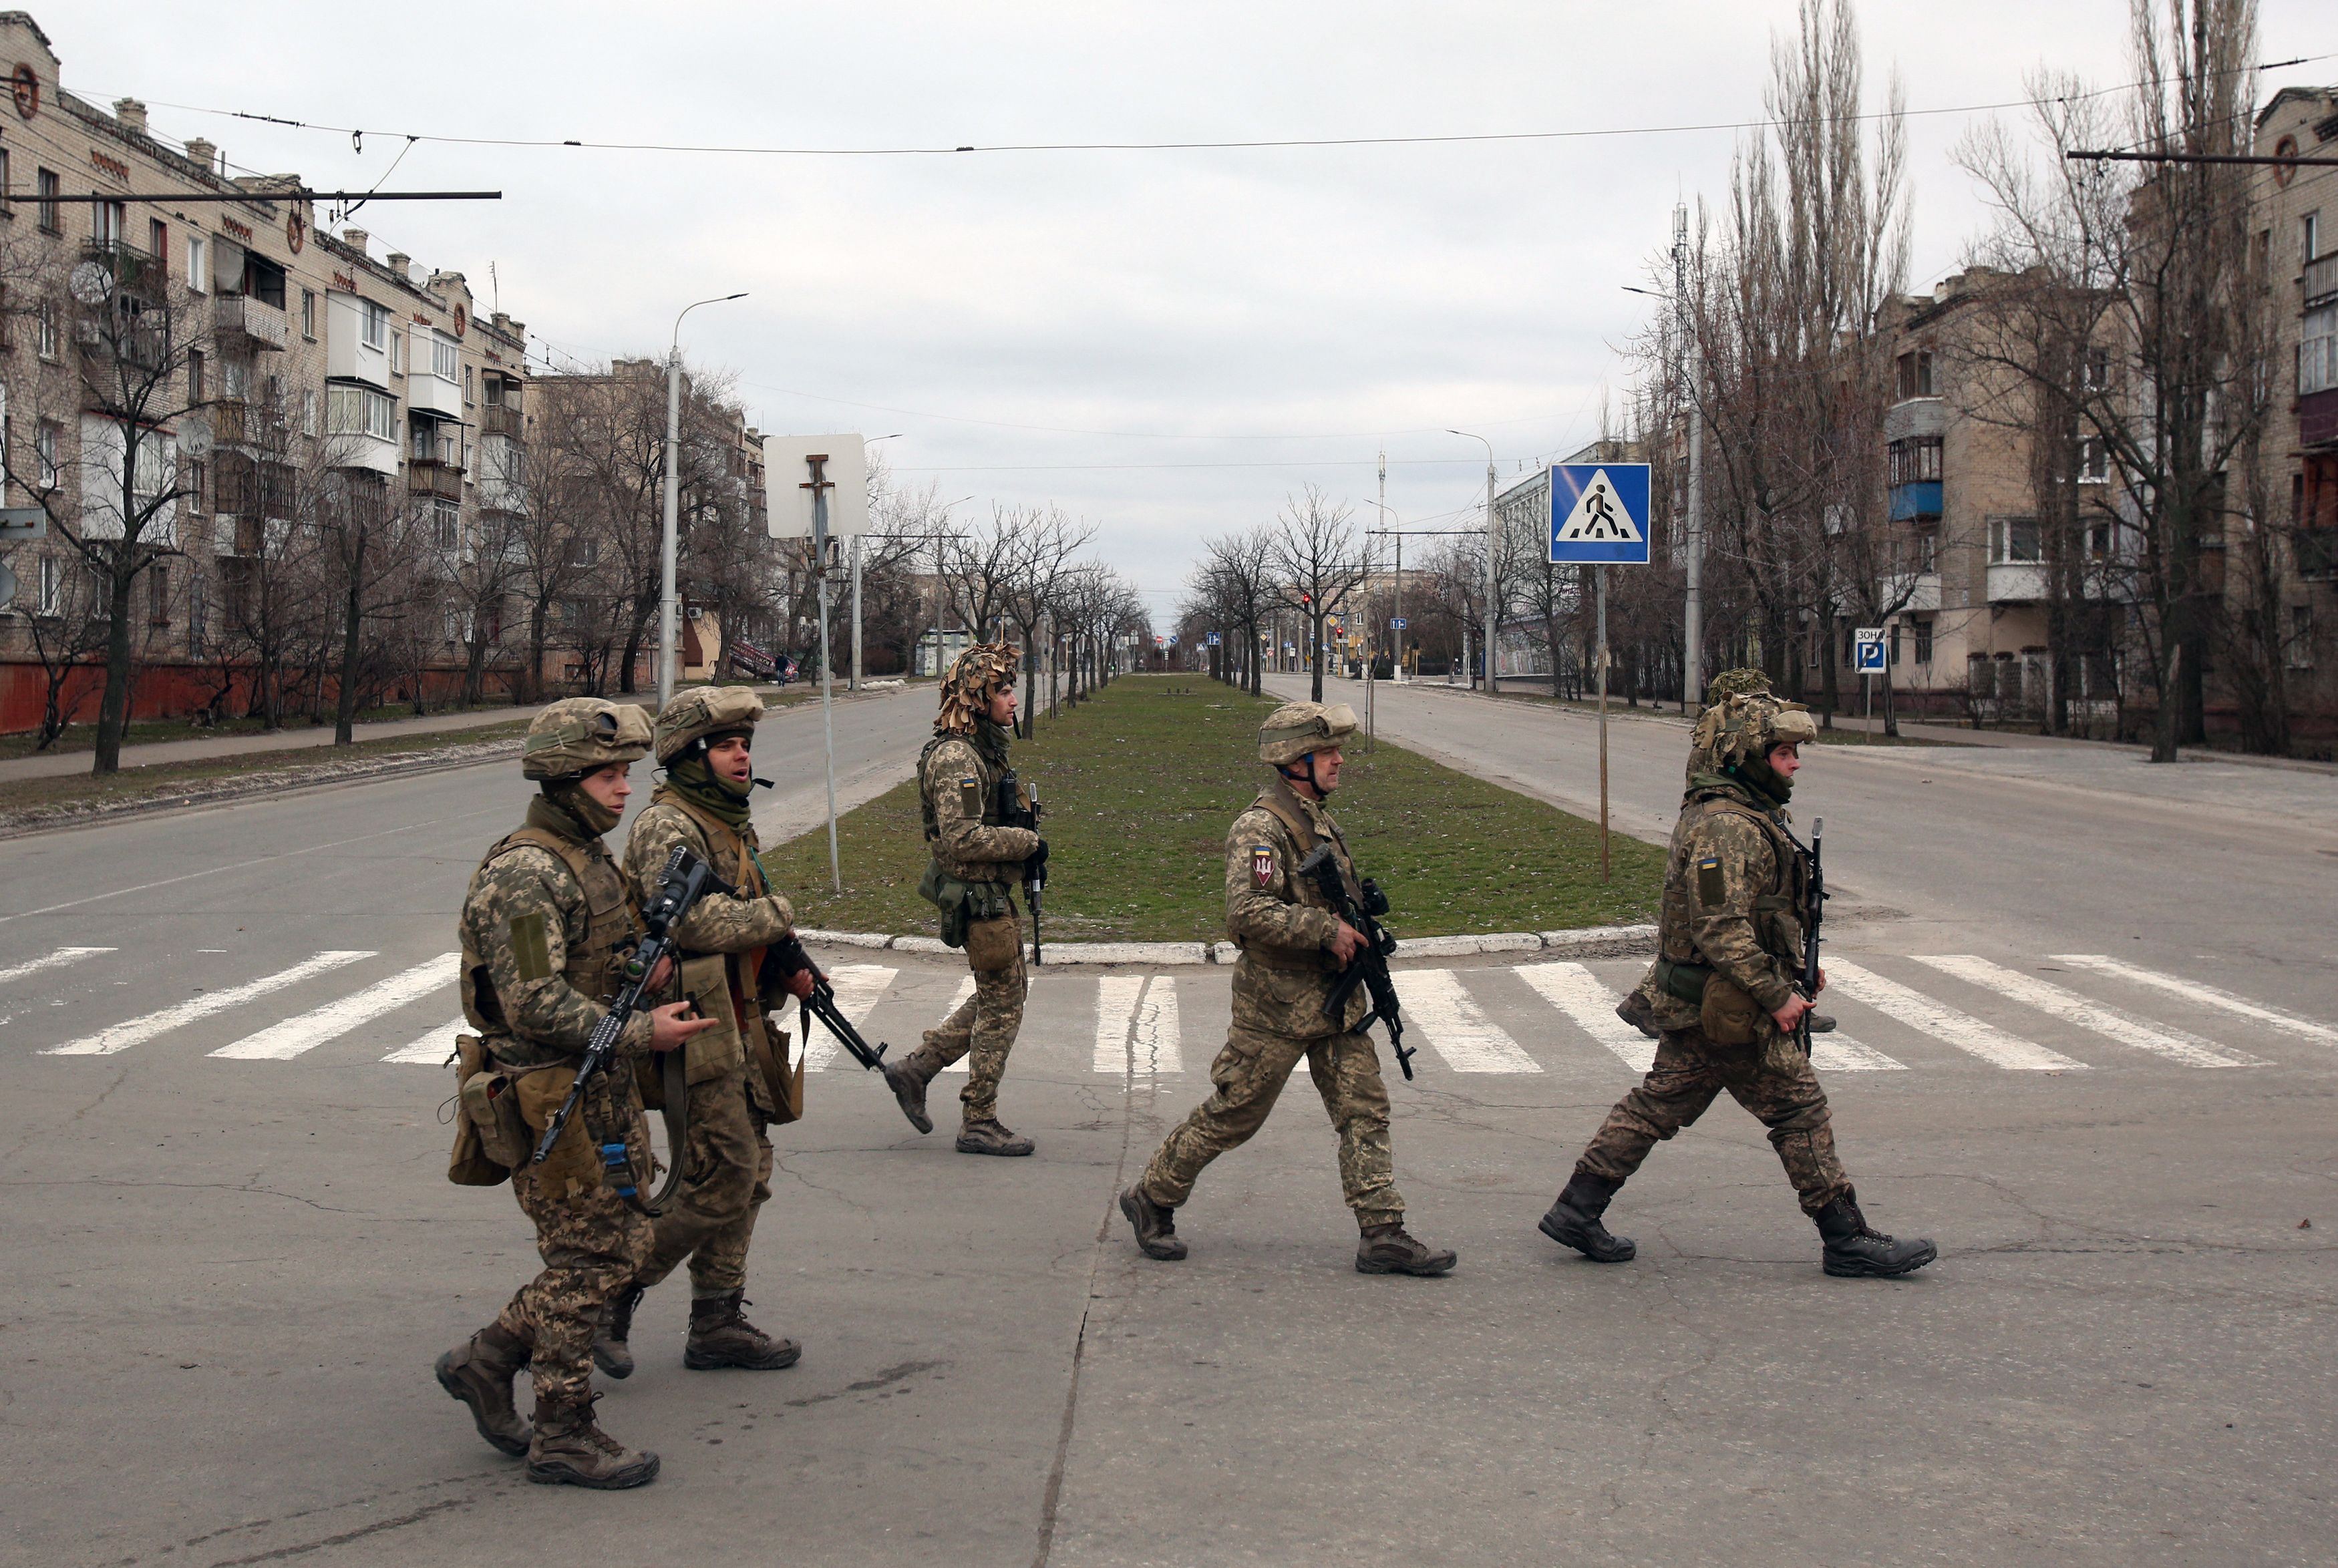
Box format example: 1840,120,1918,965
522,697,653,781
1701,666,1773,711
653,684,764,765
937,641,1021,735
1259,701,1359,766
1688,691,1819,777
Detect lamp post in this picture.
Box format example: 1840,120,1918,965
659,291,747,709
1448,429,1498,695
1361,497,1403,745
1630,238,1702,711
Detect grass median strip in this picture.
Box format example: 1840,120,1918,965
760,674,1664,944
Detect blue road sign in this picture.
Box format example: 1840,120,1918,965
1389,616,1407,630
1549,463,1652,565
1205,632,1220,646
1853,630,1887,674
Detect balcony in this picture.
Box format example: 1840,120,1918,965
407,458,464,500
76,313,168,372
1877,571,1941,612
2300,530,2338,582
407,371,462,418
79,240,162,300
479,404,523,439
214,295,288,351
1987,562,2047,602
2307,252,2338,309
1889,481,1943,522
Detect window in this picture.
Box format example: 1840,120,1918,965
463,365,475,406
94,198,127,246
1912,524,1939,573
186,349,205,405
148,563,170,627
37,554,61,616
360,300,389,351
221,359,249,400
432,334,459,381
1913,619,1935,664
2288,604,2313,670
148,218,168,264
36,299,56,360
2086,520,2119,561
185,456,206,512
432,498,460,549
389,329,403,376
301,288,316,339
2302,305,2338,397
483,375,505,407
411,418,436,461
1990,516,2043,564
1888,436,1943,485
2080,437,2110,481
186,234,206,295
36,420,60,489
301,391,318,437
327,384,396,441
2083,347,2110,390
1889,622,1903,665
36,167,59,234
0,148,9,214
1895,349,1935,400
2307,211,2323,265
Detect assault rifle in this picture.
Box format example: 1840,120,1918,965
1788,815,1828,1053
531,845,722,1189
998,769,1045,964
760,934,890,1072
1296,843,1415,1081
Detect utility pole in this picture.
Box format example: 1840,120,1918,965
802,452,842,894
658,291,746,709
1675,204,1704,713
848,534,863,692
1450,429,1498,694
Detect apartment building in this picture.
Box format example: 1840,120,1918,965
0,11,530,731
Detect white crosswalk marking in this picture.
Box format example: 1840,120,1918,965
1132,976,1182,1074
211,954,460,1060
2051,954,2338,1048
1914,955,2269,1069
1093,975,1144,1074
1401,969,1542,1073
385,1017,466,1064
1825,959,2085,1071
1808,1035,1908,1072
937,976,976,1073
1513,962,1655,1070
0,946,117,986
43,952,375,1057
807,964,898,1070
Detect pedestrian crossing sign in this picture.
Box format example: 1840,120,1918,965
1549,463,1652,565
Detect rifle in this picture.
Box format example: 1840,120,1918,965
1296,843,1415,1081
998,768,1045,965
530,845,723,1197
1788,815,1828,1053
759,934,890,1072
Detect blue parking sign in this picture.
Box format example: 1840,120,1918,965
1549,463,1652,565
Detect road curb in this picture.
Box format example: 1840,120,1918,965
799,923,1657,966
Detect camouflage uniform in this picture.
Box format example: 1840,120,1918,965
1125,703,1452,1274
888,643,1039,1153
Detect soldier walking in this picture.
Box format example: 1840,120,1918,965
434,699,717,1489
593,687,818,1381
883,642,1045,1155
1120,701,1454,1276
1538,687,1936,1278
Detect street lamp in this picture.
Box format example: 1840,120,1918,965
659,291,748,709
1448,429,1498,695
1625,273,1703,711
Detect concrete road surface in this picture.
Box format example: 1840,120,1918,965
3,675,2333,1567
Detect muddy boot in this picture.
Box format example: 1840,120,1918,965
1814,1189,1937,1278
1355,1221,1457,1276
434,1322,532,1457
1614,989,1662,1040
591,1284,643,1380
685,1292,802,1371
884,1049,940,1135
1119,1184,1187,1261
956,1117,1035,1157
1538,1171,1638,1263
526,1392,659,1489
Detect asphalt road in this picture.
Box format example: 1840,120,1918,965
3,674,2334,1567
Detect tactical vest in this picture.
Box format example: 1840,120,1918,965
461,824,643,1050
918,729,1017,890
1236,781,1357,974
1659,794,1806,972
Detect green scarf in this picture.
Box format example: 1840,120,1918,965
662,756,756,832
534,785,616,840
973,717,1014,767
1727,759,1794,811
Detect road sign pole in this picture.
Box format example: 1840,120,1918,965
1597,564,1611,885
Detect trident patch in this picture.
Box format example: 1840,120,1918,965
1252,846,1276,888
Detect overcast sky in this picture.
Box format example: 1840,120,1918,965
64,1,2333,622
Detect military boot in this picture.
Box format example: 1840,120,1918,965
1118,1184,1187,1261
1355,1222,1457,1276
685,1292,802,1370
1808,1013,1838,1034
1614,990,1661,1040
434,1322,532,1457
883,1048,941,1135
591,1284,644,1380
1814,1190,1937,1278
526,1392,659,1489
956,1117,1035,1157
1537,1171,1638,1263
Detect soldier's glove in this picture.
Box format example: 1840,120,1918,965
1024,839,1049,888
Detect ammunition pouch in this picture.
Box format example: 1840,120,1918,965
757,1020,804,1125
512,1062,624,1197
678,953,747,1086
918,863,1013,950
1699,975,1764,1048
965,914,1021,975
446,1034,511,1187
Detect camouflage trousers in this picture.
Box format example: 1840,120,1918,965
1574,1026,1850,1215
1141,1025,1402,1227
635,1066,774,1300
920,943,1027,1123
496,1159,653,1402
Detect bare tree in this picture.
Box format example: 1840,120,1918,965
1269,485,1367,702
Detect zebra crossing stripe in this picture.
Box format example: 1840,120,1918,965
1913,955,2269,1069
1513,961,1655,1070
385,1017,466,1064
211,954,460,1060
1132,976,1182,1074
1093,975,1144,1074
937,976,976,1073
0,947,118,986
1401,969,1542,1073
1808,1035,1908,1072
43,952,375,1057
1824,959,2085,1071
2050,955,2338,1048
807,964,898,1070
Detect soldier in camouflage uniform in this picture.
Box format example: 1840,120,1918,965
1538,689,1936,1278
1120,701,1454,1276
882,642,1045,1156
593,687,819,1382
435,699,718,1489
